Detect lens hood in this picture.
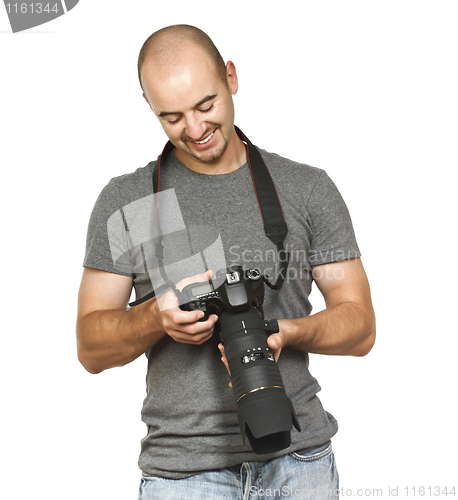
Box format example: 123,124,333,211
237,388,301,454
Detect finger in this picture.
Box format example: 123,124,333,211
267,334,283,362
180,313,218,334
203,269,214,281
166,314,218,344
164,307,206,326
171,329,214,345
218,342,232,384
191,269,214,283
268,333,283,351
218,343,228,366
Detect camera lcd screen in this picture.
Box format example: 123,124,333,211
191,282,214,297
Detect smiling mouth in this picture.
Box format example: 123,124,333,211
192,131,214,145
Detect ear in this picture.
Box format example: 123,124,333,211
226,61,239,95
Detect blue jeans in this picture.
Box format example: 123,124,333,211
137,442,339,499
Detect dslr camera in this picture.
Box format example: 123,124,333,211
180,266,300,454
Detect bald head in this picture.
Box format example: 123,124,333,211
138,25,227,91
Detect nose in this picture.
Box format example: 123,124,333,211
184,112,207,141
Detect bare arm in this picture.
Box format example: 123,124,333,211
76,268,217,374
270,258,376,357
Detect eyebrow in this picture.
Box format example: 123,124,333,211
158,94,217,118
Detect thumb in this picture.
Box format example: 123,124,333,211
195,269,214,282
195,269,214,283
268,334,282,351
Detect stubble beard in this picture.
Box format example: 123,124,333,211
183,126,229,164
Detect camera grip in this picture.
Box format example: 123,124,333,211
180,301,209,322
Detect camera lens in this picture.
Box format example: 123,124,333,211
219,307,300,454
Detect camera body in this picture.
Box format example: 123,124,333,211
180,266,300,454
180,267,266,321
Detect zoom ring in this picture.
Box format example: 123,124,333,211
224,334,269,360
232,364,284,401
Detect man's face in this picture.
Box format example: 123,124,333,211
142,47,238,171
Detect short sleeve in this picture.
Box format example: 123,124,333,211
83,180,134,277
307,171,361,267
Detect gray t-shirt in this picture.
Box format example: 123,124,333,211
83,146,360,479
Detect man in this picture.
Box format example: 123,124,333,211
77,25,375,499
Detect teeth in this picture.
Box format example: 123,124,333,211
194,131,214,144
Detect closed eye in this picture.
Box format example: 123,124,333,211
166,105,213,124
168,116,181,125
199,104,214,113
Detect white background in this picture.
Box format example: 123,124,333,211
1,1,457,498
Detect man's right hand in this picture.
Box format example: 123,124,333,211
156,270,219,345
76,267,219,374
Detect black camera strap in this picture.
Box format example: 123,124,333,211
232,127,289,289
130,127,289,306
